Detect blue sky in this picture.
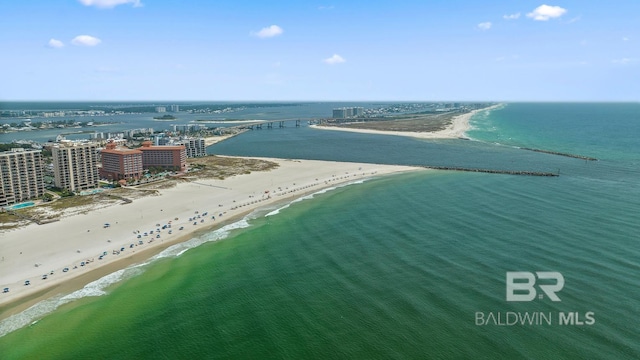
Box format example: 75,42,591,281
1,0,638,101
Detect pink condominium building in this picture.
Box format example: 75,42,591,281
138,141,187,171
100,142,144,181
99,141,186,180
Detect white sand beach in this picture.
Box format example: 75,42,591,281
311,104,503,139
203,131,247,147
0,158,422,317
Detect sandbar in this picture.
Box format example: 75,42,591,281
311,104,503,139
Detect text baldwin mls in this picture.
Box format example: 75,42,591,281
475,272,596,326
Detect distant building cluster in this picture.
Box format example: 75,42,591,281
0,110,109,118
155,105,180,113
172,124,206,133
0,137,199,206
332,107,364,119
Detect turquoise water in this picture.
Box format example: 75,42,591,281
3,202,35,210
1,103,639,359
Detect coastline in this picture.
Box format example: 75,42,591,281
0,158,423,324
203,130,248,147
311,104,503,139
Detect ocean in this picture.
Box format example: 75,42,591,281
1,103,639,359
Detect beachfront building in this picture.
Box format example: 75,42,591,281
52,141,99,192
100,142,144,181
172,124,206,134
177,138,206,158
0,148,45,207
332,107,364,119
138,141,187,171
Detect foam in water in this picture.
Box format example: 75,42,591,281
1,179,370,338
153,218,251,259
0,217,254,338
266,180,366,217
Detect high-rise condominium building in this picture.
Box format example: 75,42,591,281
0,148,45,207
178,138,206,158
52,142,99,192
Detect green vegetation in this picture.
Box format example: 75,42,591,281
48,187,75,197
330,112,463,133
153,114,176,120
0,211,23,230
45,195,96,210
0,143,33,152
187,155,278,180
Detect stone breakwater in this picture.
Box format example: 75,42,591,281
520,148,598,161
423,166,559,177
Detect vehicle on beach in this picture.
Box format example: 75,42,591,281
2,288,8,293
24,280,30,286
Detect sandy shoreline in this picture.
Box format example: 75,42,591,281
0,158,423,321
311,104,503,139
203,130,248,147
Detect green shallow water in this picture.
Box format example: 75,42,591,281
2,170,639,359
1,103,639,359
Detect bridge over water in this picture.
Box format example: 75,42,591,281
227,119,303,130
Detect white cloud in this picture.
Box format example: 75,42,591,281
318,5,335,10
48,38,64,48
78,0,142,9
503,13,521,20
71,35,102,46
623,37,629,41
323,54,346,65
612,58,636,65
527,4,567,21
252,25,284,38
477,22,492,30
